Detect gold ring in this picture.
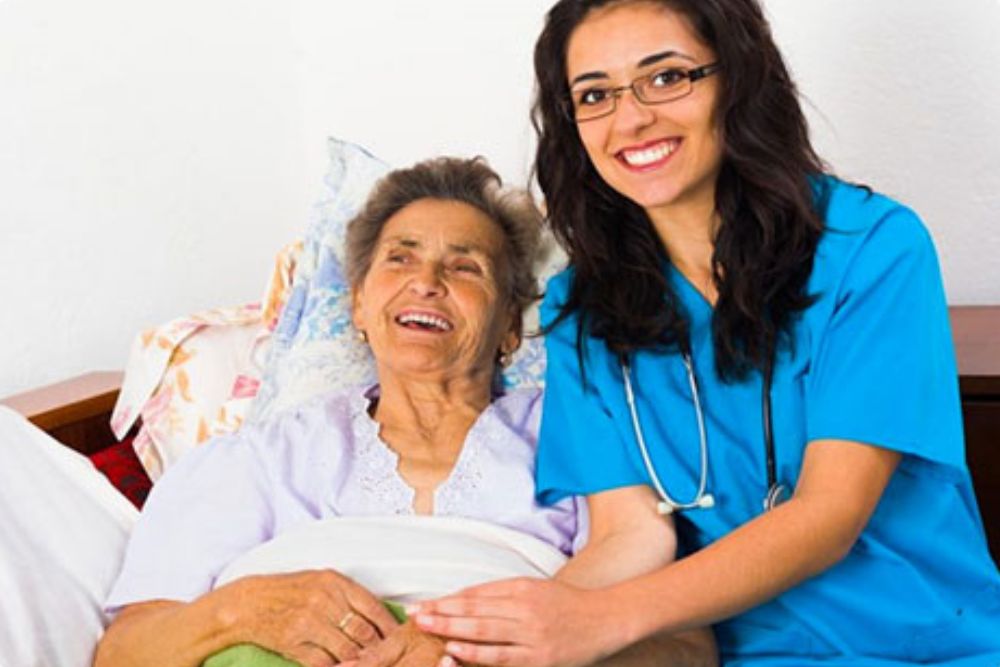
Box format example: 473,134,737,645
337,610,356,632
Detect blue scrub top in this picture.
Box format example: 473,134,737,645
536,177,1000,665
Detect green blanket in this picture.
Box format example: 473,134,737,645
202,601,408,667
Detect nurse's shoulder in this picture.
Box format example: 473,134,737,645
809,175,939,299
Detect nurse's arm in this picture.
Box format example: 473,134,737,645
602,438,901,641
555,486,718,667
414,439,897,666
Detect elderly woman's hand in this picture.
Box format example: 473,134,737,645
351,620,450,667
218,569,399,666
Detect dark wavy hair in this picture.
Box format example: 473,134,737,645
534,0,828,381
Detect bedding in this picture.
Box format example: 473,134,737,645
214,515,568,598
110,242,298,480
204,515,568,667
89,435,152,508
0,406,138,667
249,137,390,422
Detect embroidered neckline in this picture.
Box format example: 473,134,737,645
347,385,493,515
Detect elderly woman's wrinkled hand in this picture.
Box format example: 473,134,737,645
218,569,399,666
350,619,450,667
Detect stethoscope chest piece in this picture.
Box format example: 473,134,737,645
622,350,789,517
657,492,715,516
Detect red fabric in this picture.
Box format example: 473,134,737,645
89,437,152,509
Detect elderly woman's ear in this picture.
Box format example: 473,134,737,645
498,308,523,367
351,287,366,340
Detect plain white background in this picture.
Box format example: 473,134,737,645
1,0,998,396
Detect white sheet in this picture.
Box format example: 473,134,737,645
0,406,138,667
216,515,569,603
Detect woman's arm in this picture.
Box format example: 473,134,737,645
94,570,398,667
412,438,898,666
558,486,676,586
556,487,716,667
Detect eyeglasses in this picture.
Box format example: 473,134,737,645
566,62,721,122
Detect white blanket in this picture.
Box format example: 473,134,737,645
0,406,138,667
216,515,569,603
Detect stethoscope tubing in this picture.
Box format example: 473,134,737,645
621,350,786,515
622,352,714,514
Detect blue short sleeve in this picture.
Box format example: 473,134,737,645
535,272,646,506
805,205,965,471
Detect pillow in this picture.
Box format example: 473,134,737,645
110,241,298,480
0,407,138,667
250,138,559,422
249,138,387,421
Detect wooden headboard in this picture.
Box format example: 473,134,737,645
0,371,123,456
2,307,998,562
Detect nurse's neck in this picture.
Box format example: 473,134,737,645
647,202,720,306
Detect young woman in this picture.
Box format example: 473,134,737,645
411,2,1000,665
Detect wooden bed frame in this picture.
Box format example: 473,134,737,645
1,371,124,456
2,307,998,564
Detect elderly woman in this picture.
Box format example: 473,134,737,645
93,157,579,667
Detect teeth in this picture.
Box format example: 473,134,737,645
397,313,453,331
622,141,677,166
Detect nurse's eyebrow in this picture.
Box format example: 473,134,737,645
569,49,695,87
637,49,695,68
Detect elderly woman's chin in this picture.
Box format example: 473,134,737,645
375,340,497,388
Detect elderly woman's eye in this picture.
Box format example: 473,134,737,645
386,252,409,264
452,260,483,274
649,68,686,88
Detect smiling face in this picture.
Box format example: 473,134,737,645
566,1,724,225
351,198,520,387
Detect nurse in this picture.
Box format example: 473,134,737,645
411,0,1000,665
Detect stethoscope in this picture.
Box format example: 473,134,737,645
620,350,790,516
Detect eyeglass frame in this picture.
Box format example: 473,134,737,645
564,61,722,122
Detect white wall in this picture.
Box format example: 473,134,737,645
1,0,998,397
765,0,1000,304
0,0,311,395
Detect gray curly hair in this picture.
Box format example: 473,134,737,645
345,156,544,315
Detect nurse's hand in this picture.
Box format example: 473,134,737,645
411,577,621,667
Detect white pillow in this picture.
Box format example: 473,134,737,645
0,407,138,667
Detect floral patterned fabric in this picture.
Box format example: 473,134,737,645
110,243,299,480
248,138,389,422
